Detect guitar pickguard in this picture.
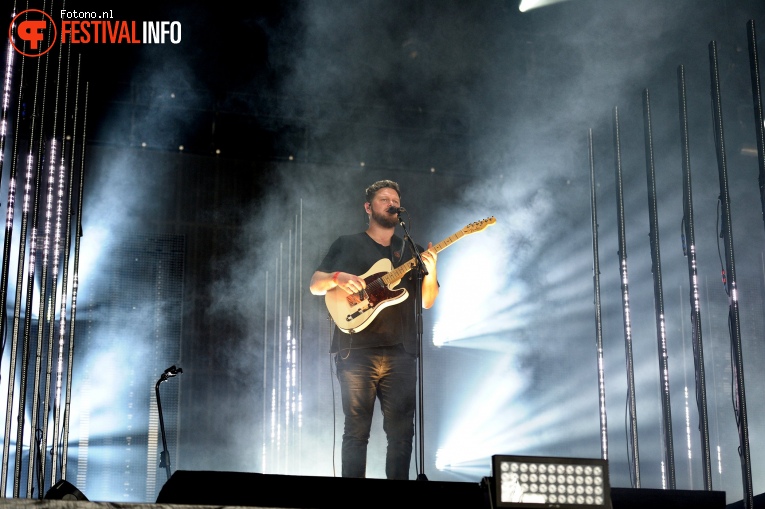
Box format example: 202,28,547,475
325,263,408,333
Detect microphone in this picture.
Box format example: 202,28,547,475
386,206,406,214
163,365,183,377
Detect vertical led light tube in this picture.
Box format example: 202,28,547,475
61,78,89,479
612,106,640,488
50,41,76,485
277,244,284,471
262,270,269,473
587,129,608,461
297,202,303,467
709,40,753,509
284,233,293,473
36,135,59,490
745,20,765,234
677,64,712,490
3,7,48,495
642,89,676,490
39,15,71,487
269,258,278,471
0,11,26,495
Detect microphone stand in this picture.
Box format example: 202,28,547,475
156,365,183,482
397,212,429,481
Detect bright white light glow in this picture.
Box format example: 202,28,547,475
23,154,33,213
43,139,58,264
661,460,666,489
433,233,529,347
435,354,602,477
78,226,110,284
435,355,529,475
717,446,722,474
519,0,571,13
684,386,692,460
5,177,15,229
3,41,13,111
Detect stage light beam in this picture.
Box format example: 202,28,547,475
518,0,572,13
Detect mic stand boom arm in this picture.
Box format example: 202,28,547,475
156,365,183,482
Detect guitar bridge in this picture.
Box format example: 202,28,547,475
346,303,372,322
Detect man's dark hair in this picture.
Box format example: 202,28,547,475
365,180,401,203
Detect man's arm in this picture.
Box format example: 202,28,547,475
309,270,367,296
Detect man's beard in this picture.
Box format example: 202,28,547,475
371,209,398,229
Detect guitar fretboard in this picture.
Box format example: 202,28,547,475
380,229,469,285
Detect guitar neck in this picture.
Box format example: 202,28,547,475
381,230,467,285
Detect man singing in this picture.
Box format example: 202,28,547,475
309,179,439,479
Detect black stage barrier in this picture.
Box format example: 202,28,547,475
611,487,725,509
157,471,727,509
157,470,487,507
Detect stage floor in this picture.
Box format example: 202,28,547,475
0,471,736,509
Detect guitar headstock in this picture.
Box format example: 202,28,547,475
462,216,496,235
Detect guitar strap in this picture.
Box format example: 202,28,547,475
390,234,408,268
368,233,406,269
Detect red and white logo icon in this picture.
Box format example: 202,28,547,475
9,9,58,57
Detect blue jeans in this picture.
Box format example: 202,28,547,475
335,344,416,479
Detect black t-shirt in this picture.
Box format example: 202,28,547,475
316,232,422,354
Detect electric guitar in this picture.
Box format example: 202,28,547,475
325,216,496,333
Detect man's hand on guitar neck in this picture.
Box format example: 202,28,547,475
420,242,439,309
420,243,437,276
309,270,366,296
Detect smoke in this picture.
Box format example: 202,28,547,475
199,0,765,488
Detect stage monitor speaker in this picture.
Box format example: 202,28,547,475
158,470,488,508
44,479,89,501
